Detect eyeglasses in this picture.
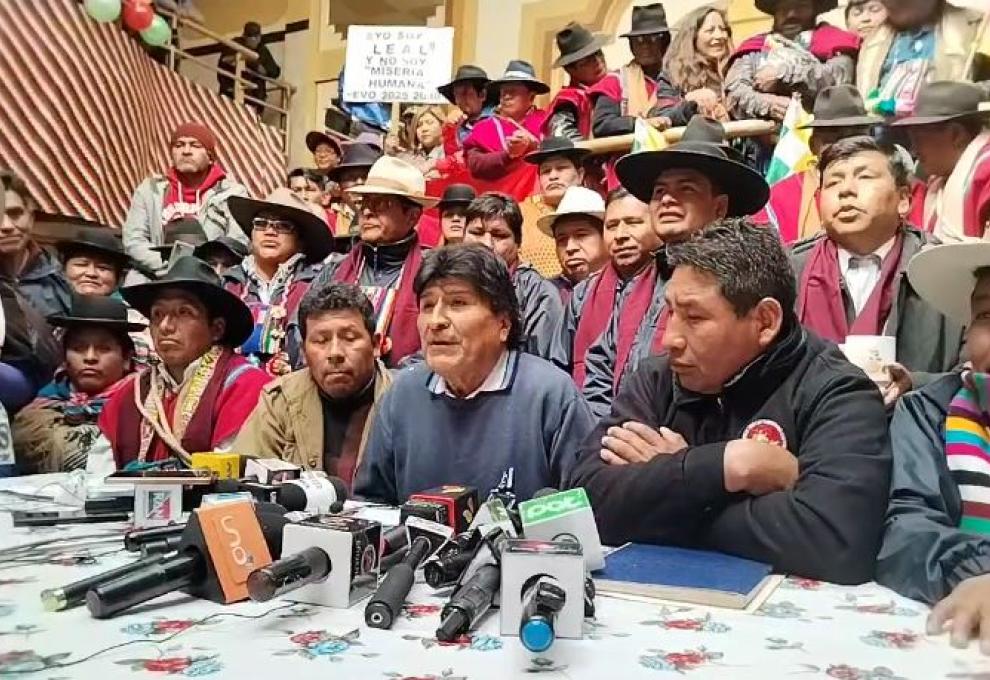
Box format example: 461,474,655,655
251,217,296,235
360,195,401,213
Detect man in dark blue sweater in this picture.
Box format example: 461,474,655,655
354,245,596,504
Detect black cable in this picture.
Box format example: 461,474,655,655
0,603,298,675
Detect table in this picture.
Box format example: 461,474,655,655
0,476,988,679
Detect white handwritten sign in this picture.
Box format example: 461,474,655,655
343,25,454,104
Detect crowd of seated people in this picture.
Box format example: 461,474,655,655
4,0,990,652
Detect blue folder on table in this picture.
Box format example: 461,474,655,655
596,543,776,609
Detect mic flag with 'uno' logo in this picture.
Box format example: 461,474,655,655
196,500,274,603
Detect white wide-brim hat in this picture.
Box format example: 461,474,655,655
536,186,606,237
346,156,439,208
907,241,990,325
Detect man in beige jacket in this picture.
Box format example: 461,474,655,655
234,283,392,489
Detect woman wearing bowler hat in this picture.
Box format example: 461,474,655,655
55,227,132,297
462,60,550,200
14,294,144,473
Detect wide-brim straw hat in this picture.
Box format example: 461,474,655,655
345,156,439,208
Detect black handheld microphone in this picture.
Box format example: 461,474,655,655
86,504,287,619
123,524,186,552
436,563,500,642
247,547,332,602
276,475,348,514
365,535,431,630
41,554,168,612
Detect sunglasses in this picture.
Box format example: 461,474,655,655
360,195,402,213
251,217,296,235
630,34,665,45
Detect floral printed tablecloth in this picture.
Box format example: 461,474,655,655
1,480,989,679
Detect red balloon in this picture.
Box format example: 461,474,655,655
122,0,155,32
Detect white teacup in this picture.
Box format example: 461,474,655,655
839,335,897,387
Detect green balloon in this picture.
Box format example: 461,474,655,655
140,15,172,47
84,0,121,23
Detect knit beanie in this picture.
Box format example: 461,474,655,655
170,122,218,158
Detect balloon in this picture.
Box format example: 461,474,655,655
123,0,155,32
84,0,121,23
140,15,173,47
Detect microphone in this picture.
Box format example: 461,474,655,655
276,473,348,515
519,576,567,653
140,535,183,557
41,554,168,612
499,538,586,650
365,535,432,630
247,547,332,602
249,514,382,608
86,501,286,619
123,524,186,552
518,488,604,571
436,564,500,642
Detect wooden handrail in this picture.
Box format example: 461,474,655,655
167,47,258,89
154,6,296,156
157,7,258,61
576,119,778,155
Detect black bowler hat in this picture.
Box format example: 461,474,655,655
799,85,881,129
438,65,491,104
152,218,209,256
616,115,770,217
194,236,249,265
890,81,990,128
305,130,343,155
48,293,146,332
56,227,131,270
489,60,550,95
756,0,837,15
620,4,671,38
553,22,610,68
325,143,382,182
120,256,254,347
437,184,477,210
524,137,593,166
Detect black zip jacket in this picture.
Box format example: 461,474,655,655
567,324,891,584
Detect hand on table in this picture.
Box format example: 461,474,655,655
723,438,799,495
600,422,688,465
928,574,990,654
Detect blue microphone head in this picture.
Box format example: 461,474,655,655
520,617,555,653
